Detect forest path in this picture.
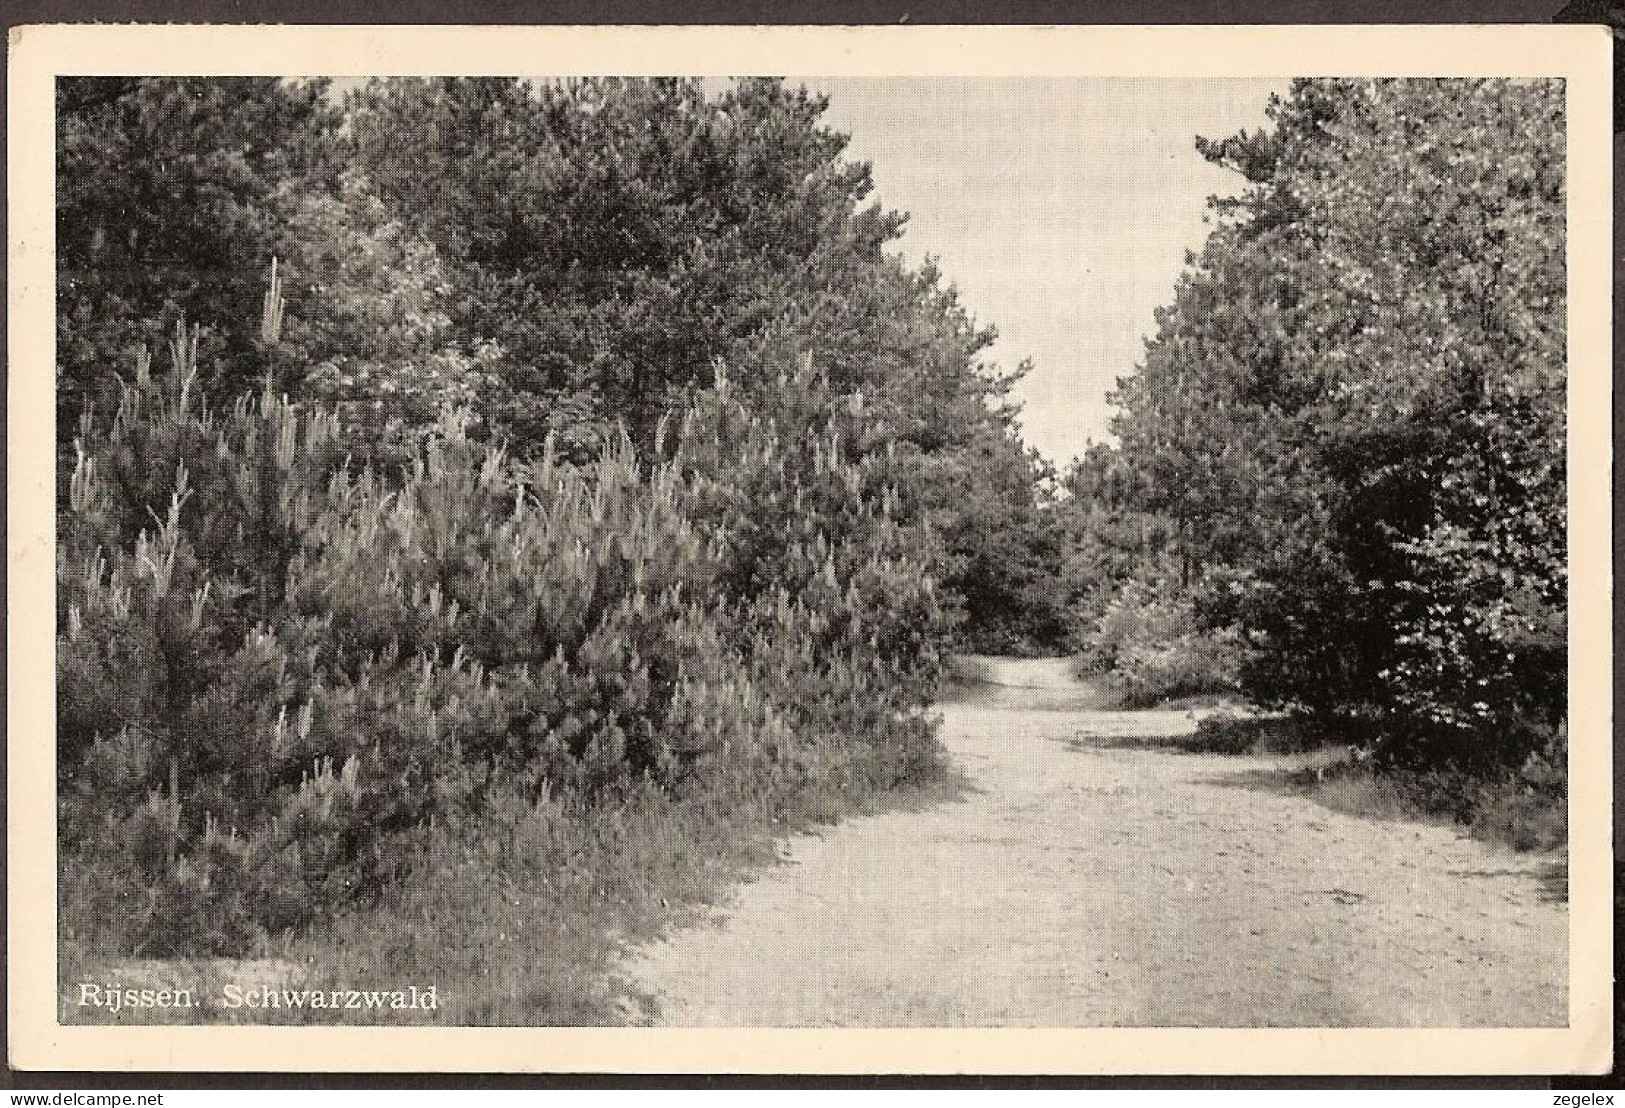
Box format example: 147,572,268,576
617,657,1567,1027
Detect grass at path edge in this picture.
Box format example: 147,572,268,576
61,728,967,1026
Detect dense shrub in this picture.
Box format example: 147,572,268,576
1074,582,1244,708
674,364,949,794
59,326,950,957
61,330,353,952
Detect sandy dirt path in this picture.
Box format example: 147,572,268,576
618,658,1567,1027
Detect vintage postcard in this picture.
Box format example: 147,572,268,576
7,22,1613,1074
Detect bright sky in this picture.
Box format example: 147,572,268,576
802,77,1287,468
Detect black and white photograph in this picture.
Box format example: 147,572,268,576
7,22,1612,1075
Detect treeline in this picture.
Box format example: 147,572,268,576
57,77,1060,649
1062,80,1566,809
55,77,1050,970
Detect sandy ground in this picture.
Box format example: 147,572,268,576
618,658,1567,1027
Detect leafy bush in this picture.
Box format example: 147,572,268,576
271,170,503,464
1076,582,1245,708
